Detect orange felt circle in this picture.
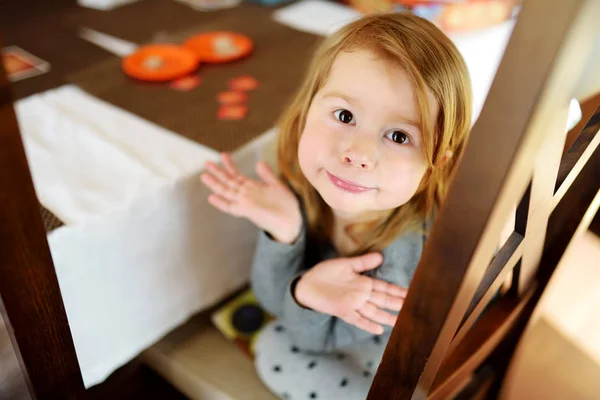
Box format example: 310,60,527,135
122,45,199,82
183,31,253,64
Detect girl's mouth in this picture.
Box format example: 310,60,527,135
326,172,374,193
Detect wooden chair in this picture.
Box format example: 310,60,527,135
1,0,599,398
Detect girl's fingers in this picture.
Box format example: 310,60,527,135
205,161,237,189
371,279,408,298
200,172,237,201
368,291,404,311
221,153,244,182
207,194,236,215
344,312,384,335
358,303,398,327
255,161,280,185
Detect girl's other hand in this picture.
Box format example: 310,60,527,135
294,253,408,334
200,153,302,244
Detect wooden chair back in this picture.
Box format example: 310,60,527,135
369,0,600,398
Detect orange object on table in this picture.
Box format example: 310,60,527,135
183,31,253,64
122,44,199,82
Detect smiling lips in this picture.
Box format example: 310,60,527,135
326,171,374,193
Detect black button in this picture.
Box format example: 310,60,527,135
230,304,265,334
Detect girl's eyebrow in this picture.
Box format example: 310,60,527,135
321,91,356,105
396,117,421,130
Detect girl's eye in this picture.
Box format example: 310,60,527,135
385,130,411,145
333,109,355,125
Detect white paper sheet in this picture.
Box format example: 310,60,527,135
273,0,361,37
48,129,277,387
447,21,516,122
79,28,139,57
15,82,282,387
16,85,218,225
77,0,142,11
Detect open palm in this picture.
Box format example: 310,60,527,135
295,253,408,334
200,153,302,244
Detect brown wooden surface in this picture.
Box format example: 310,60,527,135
455,367,496,400
517,107,568,294
491,115,600,397
368,0,595,398
540,139,600,289
500,230,600,399
0,45,86,399
67,1,321,153
429,293,532,400
0,0,113,232
0,1,109,101
563,92,600,154
554,104,600,207
87,359,188,400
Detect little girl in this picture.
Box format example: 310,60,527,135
201,12,472,400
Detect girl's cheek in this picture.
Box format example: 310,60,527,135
305,117,333,143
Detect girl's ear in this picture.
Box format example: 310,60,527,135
436,150,453,168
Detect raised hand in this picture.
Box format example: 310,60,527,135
200,153,302,244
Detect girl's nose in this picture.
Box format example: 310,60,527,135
340,138,377,171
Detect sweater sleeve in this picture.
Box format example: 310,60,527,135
250,223,307,317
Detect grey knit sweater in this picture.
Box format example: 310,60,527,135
251,205,430,353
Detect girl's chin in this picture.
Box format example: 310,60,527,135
318,188,372,216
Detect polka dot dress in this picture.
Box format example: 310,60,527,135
254,321,389,400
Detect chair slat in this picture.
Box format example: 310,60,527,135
517,108,569,294
0,48,86,399
429,292,533,400
553,107,600,208
450,233,523,353
494,145,600,395
454,366,496,400
563,94,600,155
543,150,600,283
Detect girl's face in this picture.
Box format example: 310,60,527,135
298,49,438,220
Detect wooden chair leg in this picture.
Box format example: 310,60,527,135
0,48,86,399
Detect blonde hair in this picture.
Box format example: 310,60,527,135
277,13,472,254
